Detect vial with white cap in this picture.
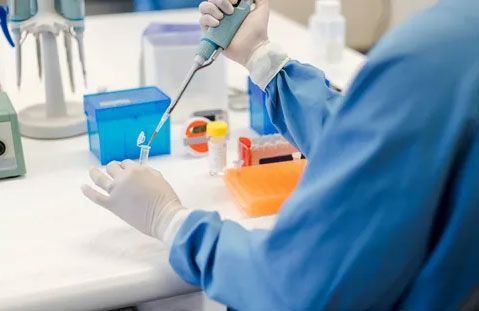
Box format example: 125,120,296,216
207,121,228,176
309,0,346,64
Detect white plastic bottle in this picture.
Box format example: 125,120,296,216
207,121,228,176
309,0,346,64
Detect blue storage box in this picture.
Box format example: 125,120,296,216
248,78,278,135
84,87,171,165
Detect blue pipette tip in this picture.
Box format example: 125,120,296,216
0,6,15,47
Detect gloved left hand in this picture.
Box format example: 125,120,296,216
81,160,189,243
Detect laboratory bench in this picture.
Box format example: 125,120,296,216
0,9,365,311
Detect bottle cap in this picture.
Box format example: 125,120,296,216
207,121,228,137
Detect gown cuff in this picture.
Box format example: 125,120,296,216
164,209,193,248
246,41,290,91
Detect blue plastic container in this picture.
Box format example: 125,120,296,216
84,87,171,165
248,78,278,135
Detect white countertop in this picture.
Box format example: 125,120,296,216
0,9,365,311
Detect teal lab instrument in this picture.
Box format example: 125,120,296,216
84,87,171,166
0,92,26,179
140,0,254,164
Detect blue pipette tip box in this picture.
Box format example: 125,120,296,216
84,87,171,165
248,78,278,135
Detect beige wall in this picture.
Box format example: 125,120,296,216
270,0,386,51
270,0,437,51
389,0,437,27
270,0,315,25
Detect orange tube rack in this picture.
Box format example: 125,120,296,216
224,160,307,217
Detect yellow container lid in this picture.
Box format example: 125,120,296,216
207,121,228,137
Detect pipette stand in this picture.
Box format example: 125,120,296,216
12,0,86,139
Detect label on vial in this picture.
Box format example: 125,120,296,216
209,141,227,174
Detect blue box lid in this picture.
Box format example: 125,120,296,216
84,87,170,121
143,23,201,46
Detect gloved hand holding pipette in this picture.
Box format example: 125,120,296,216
199,0,269,66
200,0,289,90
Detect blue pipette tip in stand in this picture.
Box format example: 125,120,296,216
0,6,14,47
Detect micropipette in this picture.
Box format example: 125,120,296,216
74,26,87,88
64,29,75,92
35,33,42,80
13,29,22,88
139,0,254,165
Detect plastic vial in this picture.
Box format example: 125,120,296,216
309,0,346,64
207,121,228,176
139,145,151,165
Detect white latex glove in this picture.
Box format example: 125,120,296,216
199,0,290,90
199,0,270,67
81,160,190,244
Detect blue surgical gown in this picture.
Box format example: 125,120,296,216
170,0,479,309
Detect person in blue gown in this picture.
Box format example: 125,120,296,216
83,0,479,309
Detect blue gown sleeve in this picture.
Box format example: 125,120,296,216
265,61,343,157
170,28,475,310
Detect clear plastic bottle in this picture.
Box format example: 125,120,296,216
207,121,228,176
309,0,346,64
